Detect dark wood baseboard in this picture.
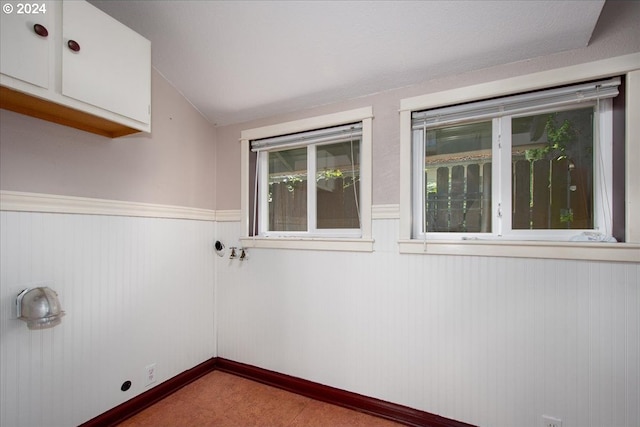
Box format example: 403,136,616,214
79,358,217,427
80,357,476,427
215,358,476,427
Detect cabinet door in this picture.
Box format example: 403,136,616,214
0,1,52,89
61,0,150,124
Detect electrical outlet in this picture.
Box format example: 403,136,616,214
145,363,157,387
542,415,562,427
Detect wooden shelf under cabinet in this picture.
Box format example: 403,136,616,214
1,86,141,138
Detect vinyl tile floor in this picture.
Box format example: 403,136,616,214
117,371,404,427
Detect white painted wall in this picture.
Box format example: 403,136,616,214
0,211,216,427
216,218,639,427
0,207,637,427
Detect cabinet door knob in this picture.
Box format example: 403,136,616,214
33,24,48,38
67,40,81,52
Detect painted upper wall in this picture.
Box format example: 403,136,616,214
215,0,640,210
1,1,638,211
0,69,217,210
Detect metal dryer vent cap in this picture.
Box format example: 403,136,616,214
17,287,65,330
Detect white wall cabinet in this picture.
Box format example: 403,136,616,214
0,0,151,137
0,3,52,90
61,0,150,125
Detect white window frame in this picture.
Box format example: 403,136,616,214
257,130,362,239
399,53,640,262
240,107,373,252
411,99,614,242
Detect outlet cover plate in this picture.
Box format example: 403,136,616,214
145,363,157,387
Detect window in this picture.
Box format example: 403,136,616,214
240,107,373,251
411,78,621,242
254,123,362,237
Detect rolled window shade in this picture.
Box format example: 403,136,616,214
251,122,362,152
412,77,621,129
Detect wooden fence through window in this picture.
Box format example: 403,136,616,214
426,158,590,232
269,178,359,231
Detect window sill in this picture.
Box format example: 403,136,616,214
398,240,640,263
240,237,374,252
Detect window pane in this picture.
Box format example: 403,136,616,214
424,121,492,232
268,148,307,231
317,140,360,229
511,107,593,230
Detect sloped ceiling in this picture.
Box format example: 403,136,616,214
89,0,605,126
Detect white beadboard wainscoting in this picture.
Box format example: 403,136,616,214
1,201,638,427
0,211,216,427
216,218,639,427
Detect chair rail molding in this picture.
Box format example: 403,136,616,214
0,190,216,221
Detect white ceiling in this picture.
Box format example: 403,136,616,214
89,0,605,127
